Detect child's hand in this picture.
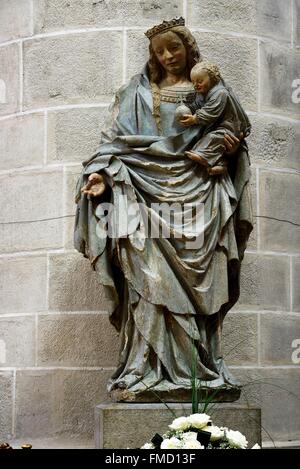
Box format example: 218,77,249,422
180,114,198,126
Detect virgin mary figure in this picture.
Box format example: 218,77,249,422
74,18,253,402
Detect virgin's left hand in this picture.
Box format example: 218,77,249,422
180,114,198,126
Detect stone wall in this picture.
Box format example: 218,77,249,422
0,0,299,446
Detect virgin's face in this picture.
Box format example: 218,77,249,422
151,31,187,75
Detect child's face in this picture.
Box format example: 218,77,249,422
191,69,212,95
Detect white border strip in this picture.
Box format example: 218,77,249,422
29,0,34,36
122,28,127,84
35,314,38,367
0,366,116,371
256,168,261,251
1,107,298,124
257,39,261,112
291,0,295,48
0,103,109,121
12,369,16,437
290,256,294,311
0,25,294,48
0,311,110,318
43,110,48,164
183,0,188,22
45,252,50,311
0,365,299,371
257,311,261,366
19,41,23,112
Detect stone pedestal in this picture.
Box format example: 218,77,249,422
109,385,241,403
95,401,261,449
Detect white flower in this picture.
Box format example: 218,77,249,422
251,443,261,449
168,416,190,431
141,443,155,449
226,430,248,449
187,413,211,429
161,437,182,449
202,425,224,441
220,426,228,432
182,440,204,449
181,431,198,442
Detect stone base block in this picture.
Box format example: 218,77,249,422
109,385,241,403
95,402,261,449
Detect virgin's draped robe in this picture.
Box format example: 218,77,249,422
74,66,253,398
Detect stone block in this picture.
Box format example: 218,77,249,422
23,32,123,109
260,42,300,118
126,31,149,80
187,0,256,34
193,32,258,111
248,115,300,171
187,0,291,41
292,257,300,312
9,436,93,449
0,372,13,440
64,215,76,250
48,252,115,312
223,312,258,365
235,368,300,442
0,44,20,116
231,368,262,407
0,255,47,314
95,402,261,449
15,369,111,438
0,170,63,253
37,313,119,367
259,171,300,252
63,164,81,250
64,165,82,217
0,0,32,42
48,107,107,163
255,0,292,41
0,316,35,366
33,0,183,31
235,252,290,311
260,313,300,365
0,113,44,171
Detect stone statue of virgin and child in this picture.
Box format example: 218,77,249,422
74,18,253,402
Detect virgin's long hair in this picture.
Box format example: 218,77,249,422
147,27,201,134
148,26,201,84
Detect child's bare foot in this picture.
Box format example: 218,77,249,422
185,151,209,167
81,173,106,197
207,166,228,176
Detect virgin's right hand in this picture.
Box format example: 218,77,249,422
81,173,106,197
224,132,243,155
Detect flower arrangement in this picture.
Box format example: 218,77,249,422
141,413,261,449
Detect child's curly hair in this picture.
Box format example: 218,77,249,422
191,60,221,87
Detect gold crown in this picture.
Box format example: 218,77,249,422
144,17,185,39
